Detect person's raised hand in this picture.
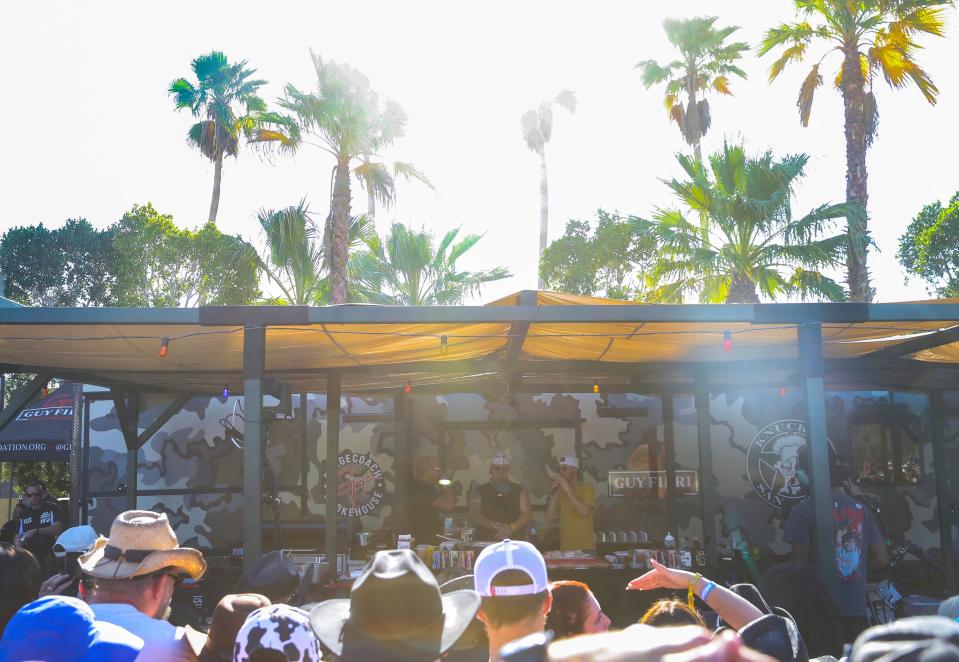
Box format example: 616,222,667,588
39,572,74,597
627,558,696,591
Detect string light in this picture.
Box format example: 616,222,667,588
404,382,412,395
722,331,732,352
222,386,230,398
780,386,786,397
440,335,448,356
159,337,169,358
593,383,600,393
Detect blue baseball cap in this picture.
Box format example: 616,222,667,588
474,539,548,597
0,595,143,662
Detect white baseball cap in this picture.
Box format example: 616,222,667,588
53,525,99,558
559,455,579,469
491,451,511,466
473,539,548,597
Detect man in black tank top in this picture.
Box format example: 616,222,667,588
469,451,531,541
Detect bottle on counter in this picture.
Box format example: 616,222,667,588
679,537,693,570
664,531,675,550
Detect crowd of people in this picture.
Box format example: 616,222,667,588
2,499,959,662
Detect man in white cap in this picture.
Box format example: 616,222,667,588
79,510,206,661
545,455,596,551
469,451,531,541
473,539,551,662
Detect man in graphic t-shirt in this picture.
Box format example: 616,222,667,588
14,479,65,571
783,447,887,643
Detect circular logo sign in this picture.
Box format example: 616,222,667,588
322,451,387,518
746,419,829,509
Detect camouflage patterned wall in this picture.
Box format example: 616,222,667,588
83,385,954,563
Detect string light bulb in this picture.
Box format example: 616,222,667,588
722,331,732,352
440,335,448,356
593,383,600,393
159,337,169,358
223,386,230,398
780,386,786,397
404,382,412,395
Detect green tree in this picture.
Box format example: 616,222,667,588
540,210,658,300
0,219,117,306
112,203,260,307
169,51,268,222
352,223,510,305
898,191,959,297
760,0,953,303
521,90,576,287
637,17,748,162
254,51,430,304
640,143,859,304
234,201,376,305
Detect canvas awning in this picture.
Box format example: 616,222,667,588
0,382,75,461
0,291,958,393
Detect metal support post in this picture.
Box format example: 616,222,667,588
694,368,718,566
69,383,83,526
299,392,309,515
798,323,839,602
931,391,956,594
326,372,341,576
663,394,677,539
393,392,409,533
242,326,266,571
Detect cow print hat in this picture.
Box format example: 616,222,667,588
233,604,320,662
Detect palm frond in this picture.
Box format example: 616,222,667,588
797,63,823,126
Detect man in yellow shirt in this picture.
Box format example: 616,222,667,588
545,455,596,551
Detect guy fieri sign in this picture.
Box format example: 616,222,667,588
608,470,700,498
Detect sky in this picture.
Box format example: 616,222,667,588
2,1,958,304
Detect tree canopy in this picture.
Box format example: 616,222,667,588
112,203,261,307
540,210,658,300
352,223,510,305
0,219,117,306
640,143,859,304
898,191,959,298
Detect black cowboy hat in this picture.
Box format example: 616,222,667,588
309,549,481,662
235,550,299,602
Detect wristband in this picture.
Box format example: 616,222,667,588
700,580,716,602
687,573,701,610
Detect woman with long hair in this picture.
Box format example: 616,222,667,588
760,561,845,658
0,542,42,637
545,580,611,639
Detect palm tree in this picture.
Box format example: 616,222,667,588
351,223,511,305
637,17,749,162
169,52,267,222
521,90,576,288
254,51,430,304
234,201,375,305
640,143,860,304
760,1,952,302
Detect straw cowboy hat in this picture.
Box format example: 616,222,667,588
78,510,206,580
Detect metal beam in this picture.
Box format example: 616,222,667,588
507,291,537,360
242,326,266,571
663,393,677,544
931,391,956,595
326,372,342,577
798,324,840,603
694,368,718,567
866,325,959,359
135,394,193,449
112,392,140,512
0,373,51,433
393,392,409,533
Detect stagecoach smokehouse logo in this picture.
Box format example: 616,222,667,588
321,450,386,518
746,419,832,509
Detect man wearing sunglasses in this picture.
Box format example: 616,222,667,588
13,479,64,571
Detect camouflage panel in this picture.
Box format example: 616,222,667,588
673,394,704,545
707,388,940,561
941,390,959,551
85,398,128,534
136,492,243,551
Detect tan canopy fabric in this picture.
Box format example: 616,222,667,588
0,291,957,393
